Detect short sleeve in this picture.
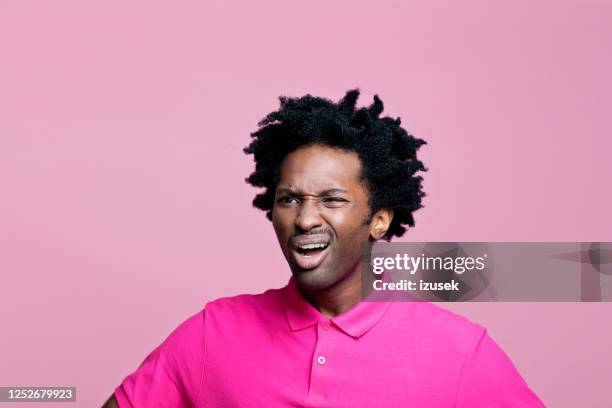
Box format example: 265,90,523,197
456,328,546,408
114,309,206,408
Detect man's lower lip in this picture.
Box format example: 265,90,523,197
291,246,330,270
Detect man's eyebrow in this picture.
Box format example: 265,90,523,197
319,188,348,195
276,187,348,195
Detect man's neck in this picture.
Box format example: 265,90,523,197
299,266,363,318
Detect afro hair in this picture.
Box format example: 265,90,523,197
243,89,427,240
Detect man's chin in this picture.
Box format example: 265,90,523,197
292,268,338,291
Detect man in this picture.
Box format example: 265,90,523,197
103,90,544,407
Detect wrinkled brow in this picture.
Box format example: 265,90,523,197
276,187,348,196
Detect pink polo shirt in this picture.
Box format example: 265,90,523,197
115,277,545,407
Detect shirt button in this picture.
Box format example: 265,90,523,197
317,355,326,365
322,322,330,331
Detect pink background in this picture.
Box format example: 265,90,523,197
1,1,611,406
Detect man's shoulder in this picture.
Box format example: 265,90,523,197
204,284,286,320
387,300,485,351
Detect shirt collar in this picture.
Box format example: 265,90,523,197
283,275,394,339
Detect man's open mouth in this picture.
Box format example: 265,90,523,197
295,242,329,256
290,237,331,270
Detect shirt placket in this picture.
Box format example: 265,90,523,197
307,319,333,402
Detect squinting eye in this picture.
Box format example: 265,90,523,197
322,197,348,204
277,196,299,204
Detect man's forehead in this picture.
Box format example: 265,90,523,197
277,185,349,194
275,170,368,198
277,167,360,189
276,145,364,191
279,147,361,176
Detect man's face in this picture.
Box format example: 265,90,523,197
272,144,378,291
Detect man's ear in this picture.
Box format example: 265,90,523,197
369,209,394,241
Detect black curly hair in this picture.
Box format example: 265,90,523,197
243,89,427,240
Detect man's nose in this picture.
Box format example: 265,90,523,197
295,199,323,231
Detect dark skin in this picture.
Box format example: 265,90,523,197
102,144,393,406
272,144,393,317
102,395,118,407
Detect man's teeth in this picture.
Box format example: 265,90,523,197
299,243,329,250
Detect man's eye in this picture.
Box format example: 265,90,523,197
277,196,299,204
323,197,348,204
